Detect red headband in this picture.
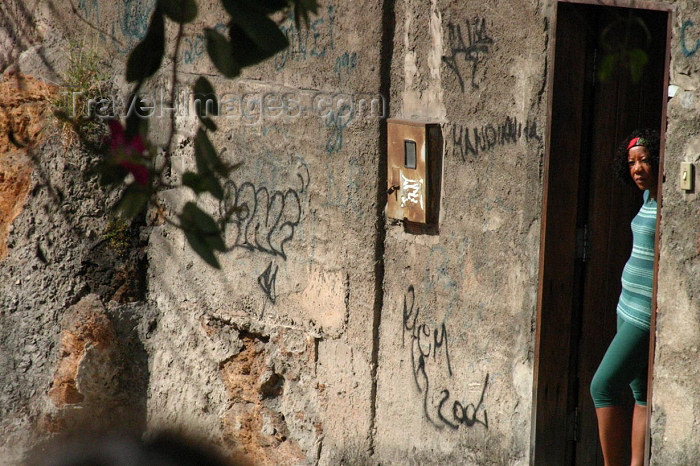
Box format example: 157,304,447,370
627,137,647,150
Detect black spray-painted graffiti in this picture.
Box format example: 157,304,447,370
219,161,310,302
257,261,279,303
450,117,540,162
220,164,310,260
443,17,494,92
221,181,303,259
402,285,489,430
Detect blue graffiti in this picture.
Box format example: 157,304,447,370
323,102,353,153
120,0,155,41
182,23,227,64
334,52,357,83
275,6,336,71
681,21,700,57
78,0,99,21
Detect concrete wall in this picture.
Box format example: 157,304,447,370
374,0,545,464
651,2,700,462
0,0,698,465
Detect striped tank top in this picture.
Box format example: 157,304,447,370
616,190,657,331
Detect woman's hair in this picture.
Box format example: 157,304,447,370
614,128,660,186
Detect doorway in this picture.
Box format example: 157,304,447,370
532,2,670,465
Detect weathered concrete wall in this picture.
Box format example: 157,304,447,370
144,1,384,463
650,2,700,463
0,0,698,465
374,1,545,464
2,0,384,464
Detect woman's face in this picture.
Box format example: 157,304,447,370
627,146,657,192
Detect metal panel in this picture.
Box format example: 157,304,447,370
386,119,441,224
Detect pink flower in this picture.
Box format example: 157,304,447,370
108,120,149,186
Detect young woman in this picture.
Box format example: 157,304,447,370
590,129,660,466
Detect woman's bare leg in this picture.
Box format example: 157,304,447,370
596,406,626,466
630,404,647,466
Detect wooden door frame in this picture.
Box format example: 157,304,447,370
531,1,672,464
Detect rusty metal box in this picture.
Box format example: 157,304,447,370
386,119,442,224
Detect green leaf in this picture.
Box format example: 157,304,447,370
193,76,218,116
126,8,165,82
100,162,129,186
115,184,150,219
205,28,241,78
221,0,288,53
160,0,198,23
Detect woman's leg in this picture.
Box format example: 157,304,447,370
630,404,647,466
590,318,650,466
595,406,627,466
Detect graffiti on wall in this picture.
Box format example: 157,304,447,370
76,0,156,52
334,52,357,83
449,116,540,162
220,160,310,260
181,23,227,64
218,156,310,303
323,102,353,153
257,261,279,304
443,17,494,92
681,20,700,57
402,285,489,430
275,5,336,71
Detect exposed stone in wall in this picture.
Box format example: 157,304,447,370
47,294,116,407
39,294,146,435
0,149,32,259
0,74,148,465
0,74,58,259
219,330,305,464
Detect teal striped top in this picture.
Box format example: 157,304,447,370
616,190,657,331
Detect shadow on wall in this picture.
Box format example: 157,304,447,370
0,1,46,73
29,430,247,466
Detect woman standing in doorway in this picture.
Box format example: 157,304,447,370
590,129,659,466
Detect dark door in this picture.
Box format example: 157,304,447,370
533,3,668,465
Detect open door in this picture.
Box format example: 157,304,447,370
532,2,670,465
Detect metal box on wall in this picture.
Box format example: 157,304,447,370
386,119,442,225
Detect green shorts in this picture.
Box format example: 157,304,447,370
590,317,649,408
